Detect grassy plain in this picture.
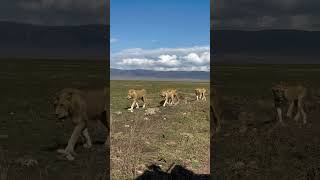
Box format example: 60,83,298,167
212,64,320,179
110,80,210,179
0,59,108,180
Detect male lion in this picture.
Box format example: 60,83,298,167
53,88,109,160
160,89,179,107
195,88,207,101
127,89,146,112
271,82,307,125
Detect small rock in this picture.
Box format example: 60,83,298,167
239,125,248,134
144,117,149,120
114,111,122,115
145,108,160,116
234,161,245,170
166,141,177,145
180,132,193,138
15,158,38,167
124,125,130,128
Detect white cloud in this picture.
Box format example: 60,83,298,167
111,46,210,71
110,38,118,43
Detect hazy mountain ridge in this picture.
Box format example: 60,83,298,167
1,21,319,63
110,68,209,81
0,21,108,59
212,29,320,63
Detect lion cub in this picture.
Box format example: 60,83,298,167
127,89,146,112
195,88,207,101
272,82,307,125
160,89,179,107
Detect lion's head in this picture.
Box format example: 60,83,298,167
160,90,167,97
127,89,135,99
53,90,73,121
272,85,287,103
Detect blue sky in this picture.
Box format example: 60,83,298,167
111,0,210,71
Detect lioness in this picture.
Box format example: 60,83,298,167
127,89,146,112
272,82,307,125
53,88,109,160
160,89,179,107
195,88,207,101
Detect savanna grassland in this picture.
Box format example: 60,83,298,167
0,59,108,180
110,80,210,179
212,64,320,179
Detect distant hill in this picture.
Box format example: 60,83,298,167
0,21,108,59
211,29,320,64
1,21,319,63
110,68,209,81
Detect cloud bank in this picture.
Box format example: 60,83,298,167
111,46,210,71
0,0,107,25
212,0,320,30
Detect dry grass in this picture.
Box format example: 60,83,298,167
110,80,210,179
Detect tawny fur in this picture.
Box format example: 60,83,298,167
195,88,207,101
127,89,146,112
272,82,307,125
53,88,109,160
160,89,179,107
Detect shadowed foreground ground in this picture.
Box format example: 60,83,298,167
0,60,108,179
211,64,320,179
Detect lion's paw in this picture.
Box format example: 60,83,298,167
57,149,75,161
66,154,75,161
83,143,92,149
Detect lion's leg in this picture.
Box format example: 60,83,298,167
168,97,172,104
286,101,294,118
128,100,136,112
82,128,92,149
202,93,206,101
301,107,307,124
65,123,85,153
163,96,168,107
142,96,146,108
99,111,110,147
58,122,85,160
296,98,307,124
173,95,179,105
170,95,174,105
196,95,199,101
276,107,284,125
135,102,139,109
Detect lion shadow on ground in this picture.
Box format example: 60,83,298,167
42,140,107,152
135,164,210,180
